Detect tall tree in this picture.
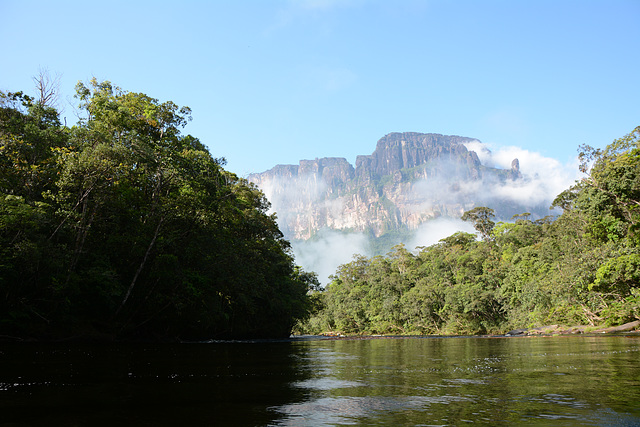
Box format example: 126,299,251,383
461,207,496,241
0,79,313,340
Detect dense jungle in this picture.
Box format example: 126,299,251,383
2,78,638,341
298,125,640,335
0,79,317,341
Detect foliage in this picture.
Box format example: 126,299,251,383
461,206,496,241
0,81,313,341
299,126,640,335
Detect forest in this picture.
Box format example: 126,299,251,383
0,79,317,341
2,78,638,341
298,126,640,335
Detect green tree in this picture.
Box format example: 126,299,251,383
281,126,640,336
0,79,313,341
575,126,640,242
461,207,496,241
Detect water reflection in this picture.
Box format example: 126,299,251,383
0,336,638,425
271,336,640,426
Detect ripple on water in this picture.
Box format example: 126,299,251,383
442,378,487,385
292,377,365,391
270,394,476,426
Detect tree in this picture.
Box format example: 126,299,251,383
0,90,67,201
461,207,496,241
33,68,62,109
575,126,640,242
0,79,313,341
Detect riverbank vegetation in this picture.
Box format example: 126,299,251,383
298,126,640,336
0,79,316,341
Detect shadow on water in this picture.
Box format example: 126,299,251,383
0,335,639,426
0,341,310,426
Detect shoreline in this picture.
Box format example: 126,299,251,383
504,320,640,336
313,320,640,340
2,320,638,344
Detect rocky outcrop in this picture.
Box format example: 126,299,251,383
355,132,481,180
248,132,534,242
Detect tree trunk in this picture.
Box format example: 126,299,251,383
115,216,164,317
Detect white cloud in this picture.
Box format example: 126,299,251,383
291,229,368,285
254,140,582,281
463,140,493,166
461,141,580,208
407,218,476,251
253,173,328,238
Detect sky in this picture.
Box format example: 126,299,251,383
1,0,639,178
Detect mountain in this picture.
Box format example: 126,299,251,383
249,132,550,252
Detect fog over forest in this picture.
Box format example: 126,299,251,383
259,139,581,284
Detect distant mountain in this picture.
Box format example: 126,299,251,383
249,132,550,251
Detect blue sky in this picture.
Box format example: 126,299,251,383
2,0,639,177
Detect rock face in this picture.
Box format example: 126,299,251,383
249,132,529,242
355,132,482,180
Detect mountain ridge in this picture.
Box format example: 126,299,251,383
249,132,539,245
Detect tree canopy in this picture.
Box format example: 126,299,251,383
0,80,315,341
297,126,640,335
4,78,637,340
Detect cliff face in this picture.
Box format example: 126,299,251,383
355,132,482,180
249,132,526,241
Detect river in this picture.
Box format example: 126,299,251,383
1,335,639,426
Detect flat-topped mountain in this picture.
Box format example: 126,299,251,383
356,132,482,179
249,132,538,247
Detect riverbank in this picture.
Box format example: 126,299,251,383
316,320,640,339
505,320,640,336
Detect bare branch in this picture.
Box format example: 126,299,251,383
32,67,62,109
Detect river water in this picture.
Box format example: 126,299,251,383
0,335,639,426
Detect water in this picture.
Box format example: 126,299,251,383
0,335,639,426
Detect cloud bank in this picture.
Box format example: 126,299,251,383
291,230,369,285
258,142,581,284
463,141,580,208
407,218,477,251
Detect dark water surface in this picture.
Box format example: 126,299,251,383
1,335,639,426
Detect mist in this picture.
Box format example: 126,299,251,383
406,218,477,250
256,173,329,239
254,142,581,285
290,219,478,286
463,141,581,208
291,230,369,285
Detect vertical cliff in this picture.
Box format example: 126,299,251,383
248,132,529,242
